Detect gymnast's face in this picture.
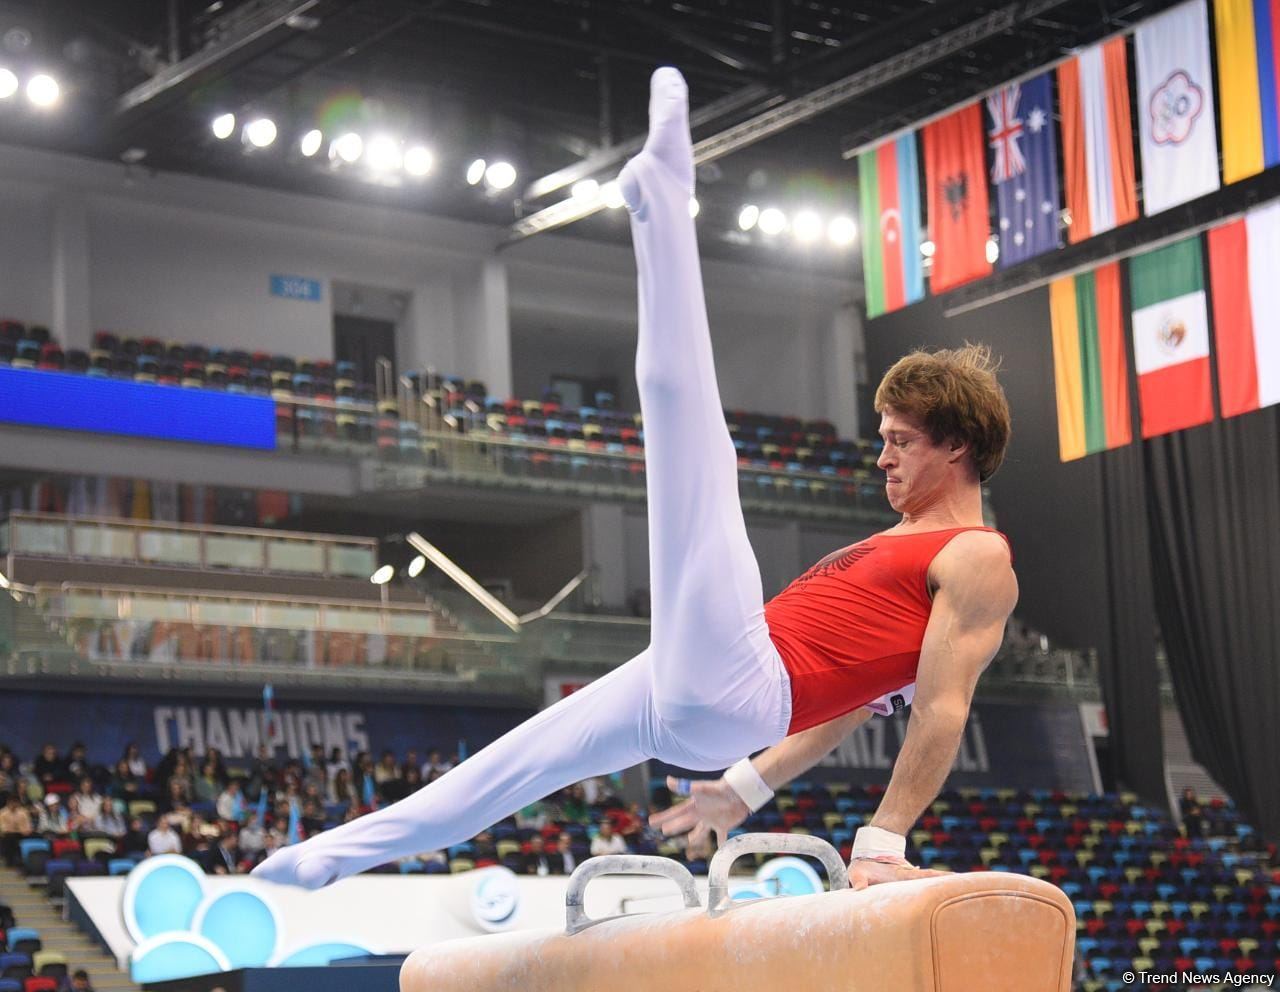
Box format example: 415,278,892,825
876,407,955,513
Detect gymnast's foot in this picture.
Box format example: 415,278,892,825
618,67,694,219
251,839,342,890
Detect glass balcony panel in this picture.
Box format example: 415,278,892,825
328,545,378,578
72,524,136,560
204,535,266,570
266,540,325,574
138,530,202,565
12,520,71,555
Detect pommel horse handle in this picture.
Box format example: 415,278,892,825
565,855,701,935
707,834,850,917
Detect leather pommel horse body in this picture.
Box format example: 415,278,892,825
400,835,1076,992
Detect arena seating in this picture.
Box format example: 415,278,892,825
0,321,885,507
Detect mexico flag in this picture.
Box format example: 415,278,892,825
858,133,924,318
1048,262,1132,461
1127,237,1213,438
1206,200,1280,418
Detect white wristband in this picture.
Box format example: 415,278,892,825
852,825,907,861
723,758,774,813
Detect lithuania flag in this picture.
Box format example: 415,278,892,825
858,133,924,319
1048,262,1132,461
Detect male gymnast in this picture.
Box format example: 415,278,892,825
253,67,1017,892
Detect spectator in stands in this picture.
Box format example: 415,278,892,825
96,799,127,839
34,742,67,789
0,750,18,795
472,829,498,864
194,759,223,803
108,759,141,801
205,747,228,782
216,779,245,823
66,742,91,782
560,784,589,825
238,812,267,861
162,776,191,814
0,793,34,866
373,750,401,797
69,777,105,831
120,816,150,856
353,752,377,803
515,799,549,831
123,742,148,778
200,830,240,875
383,765,422,803
301,798,325,837
148,814,183,855
325,747,349,780
590,820,629,856
329,768,358,806
37,793,69,835
403,750,421,780
521,835,555,876
555,832,577,874
167,755,196,803
305,745,327,793
247,744,277,799
422,749,453,779
1180,788,1204,838
66,969,95,992
607,803,645,845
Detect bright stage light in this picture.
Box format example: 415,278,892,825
920,240,936,257
370,564,395,585
571,178,599,201
299,129,323,157
466,158,487,186
211,113,236,140
26,73,59,108
601,180,625,209
404,145,434,177
828,215,858,247
244,117,277,148
757,207,787,236
407,555,426,578
738,204,760,231
688,197,700,218
366,135,402,172
332,132,363,163
792,210,822,244
0,68,17,100
485,161,517,191
986,237,999,264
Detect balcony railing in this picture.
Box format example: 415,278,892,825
2,511,379,579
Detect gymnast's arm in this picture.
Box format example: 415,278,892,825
853,532,1017,884
648,708,873,850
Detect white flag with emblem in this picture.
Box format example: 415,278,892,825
1135,0,1220,214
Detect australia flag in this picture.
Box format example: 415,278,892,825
986,71,1060,268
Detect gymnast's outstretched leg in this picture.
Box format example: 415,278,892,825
252,654,660,888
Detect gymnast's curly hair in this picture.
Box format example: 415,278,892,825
874,343,1011,482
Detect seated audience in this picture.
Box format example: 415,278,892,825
148,814,183,855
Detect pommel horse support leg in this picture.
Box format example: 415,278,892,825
402,834,1076,992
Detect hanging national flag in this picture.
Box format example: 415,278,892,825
1207,200,1280,418
986,72,1060,267
857,133,924,318
923,102,992,292
1057,37,1138,242
1214,0,1280,183
262,683,280,747
1134,0,1220,214
1128,237,1213,438
1048,262,1132,461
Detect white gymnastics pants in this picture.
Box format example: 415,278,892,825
251,68,790,888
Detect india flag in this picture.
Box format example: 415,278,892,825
1127,237,1214,439
1048,262,1132,461
858,133,924,319
1207,200,1280,418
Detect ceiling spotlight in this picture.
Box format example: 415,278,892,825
370,564,395,585
571,178,599,201
920,240,936,258
738,204,760,231
485,161,517,191
244,117,277,148
601,180,625,209
404,145,434,177
26,73,59,108
407,554,426,578
986,237,999,264
792,210,822,244
757,207,787,236
827,215,858,247
211,113,236,140
466,158,487,186
332,131,363,164
688,197,700,218
0,68,17,100
366,135,402,172
299,128,323,157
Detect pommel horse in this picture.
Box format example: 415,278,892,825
401,834,1076,992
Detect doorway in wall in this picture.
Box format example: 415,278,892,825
332,282,408,385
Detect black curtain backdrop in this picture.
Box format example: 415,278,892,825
1143,409,1280,842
